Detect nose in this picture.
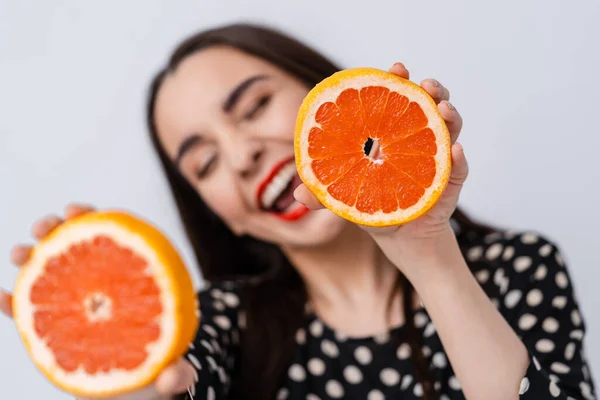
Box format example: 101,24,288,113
224,137,264,179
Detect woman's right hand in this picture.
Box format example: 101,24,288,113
1,204,197,400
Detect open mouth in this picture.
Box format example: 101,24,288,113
256,156,309,221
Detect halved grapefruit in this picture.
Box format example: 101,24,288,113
12,210,198,398
295,67,452,227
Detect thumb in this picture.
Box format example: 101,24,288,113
293,184,324,210
155,358,197,396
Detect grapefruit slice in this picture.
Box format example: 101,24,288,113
12,210,198,398
295,67,452,227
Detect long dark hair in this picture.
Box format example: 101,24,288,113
146,22,494,399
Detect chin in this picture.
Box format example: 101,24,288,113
280,208,349,248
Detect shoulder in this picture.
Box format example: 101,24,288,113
462,229,564,267
460,230,571,300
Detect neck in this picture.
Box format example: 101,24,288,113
281,223,402,337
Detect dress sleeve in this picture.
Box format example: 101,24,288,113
176,282,243,400
495,233,595,399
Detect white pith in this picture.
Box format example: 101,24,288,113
297,74,450,225
260,161,297,209
13,220,178,394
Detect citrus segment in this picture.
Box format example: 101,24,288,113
295,67,452,226
377,92,410,141
12,210,198,398
359,86,390,135
311,152,365,185
327,158,370,207
382,128,437,156
355,164,382,214
385,154,437,188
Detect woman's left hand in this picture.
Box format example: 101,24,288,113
294,62,468,244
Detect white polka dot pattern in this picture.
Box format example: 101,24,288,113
320,339,339,358
367,389,384,400
380,368,400,386
213,316,231,330
288,364,306,382
355,346,373,365
325,380,344,398
503,246,515,261
555,272,569,289
467,246,483,261
534,264,548,280
343,365,363,384
552,296,567,309
519,377,530,394
414,312,428,328
476,269,490,283
526,289,543,307
542,317,559,333
182,234,595,400
486,243,503,259
536,339,556,353
505,289,523,308
449,375,461,391
514,256,532,272
296,328,306,345
432,352,447,368
397,343,411,360
309,320,323,337
307,358,326,376
276,388,289,400
401,374,413,390
565,342,576,360
550,381,561,397
413,382,424,396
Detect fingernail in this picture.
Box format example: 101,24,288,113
431,79,440,87
393,62,405,69
445,101,455,110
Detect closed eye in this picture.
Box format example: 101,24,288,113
243,95,271,121
196,155,217,179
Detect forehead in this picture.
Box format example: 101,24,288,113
154,46,284,157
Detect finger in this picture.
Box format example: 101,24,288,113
389,62,410,80
31,215,63,240
420,78,450,104
0,291,13,318
438,101,463,144
293,184,324,210
65,203,95,220
449,143,469,186
155,358,197,396
10,245,33,267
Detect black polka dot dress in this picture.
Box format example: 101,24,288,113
181,231,596,399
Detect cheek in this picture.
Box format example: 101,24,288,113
266,91,307,138
198,178,249,231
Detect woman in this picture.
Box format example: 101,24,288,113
1,23,595,400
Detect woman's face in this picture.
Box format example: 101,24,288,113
154,46,348,248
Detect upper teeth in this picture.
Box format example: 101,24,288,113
261,163,297,209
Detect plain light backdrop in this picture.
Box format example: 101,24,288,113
1,1,598,398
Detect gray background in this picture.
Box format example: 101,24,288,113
1,0,598,398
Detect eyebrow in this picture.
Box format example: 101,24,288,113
175,134,203,166
222,74,269,113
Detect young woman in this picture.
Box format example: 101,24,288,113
1,23,596,400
